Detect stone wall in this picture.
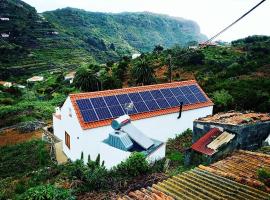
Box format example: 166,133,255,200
193,120,270,150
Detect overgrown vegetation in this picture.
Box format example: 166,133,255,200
257,167,270,187
0,129,193,199
18,185,75,200
0,140,51,178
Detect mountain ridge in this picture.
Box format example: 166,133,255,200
0,0,206,79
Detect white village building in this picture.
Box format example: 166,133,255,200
64,71,76,84
0,81,12,88
132,53,141,59
1,33,9,38
27,76,44,83
53,80,213,168
0,17,10,21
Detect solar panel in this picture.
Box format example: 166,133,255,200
195,93,208,102
188,85,201,94
186,94,198,104
170,87,182,96
144,100,160,111
139,91,153,101
116,94,131,105
109,105,125,117
81,109,98,122
160,88,174,98
176,95,190,105
76,84,209,123
90,97,106,108
166,96,180,107
150,90,163,99
95,107,112,120
134,101,149,112
76,99,93,110
156,98,170,109
179,86,191,95
104,95,119,106
128,92,143,103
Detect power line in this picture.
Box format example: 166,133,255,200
201,0,266,46
171,0,266,60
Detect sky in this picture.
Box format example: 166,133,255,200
22,0,270,42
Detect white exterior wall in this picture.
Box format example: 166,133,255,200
53,98,212,168
133,106,213,142
147,144,166,163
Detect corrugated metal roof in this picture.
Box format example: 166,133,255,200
207,131,235,151
69,80,213,129
191,128,222,155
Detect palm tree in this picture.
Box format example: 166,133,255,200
73,67,100,92
132,58,156,85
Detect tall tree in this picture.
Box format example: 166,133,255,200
132,59,155,85
73,67,100,92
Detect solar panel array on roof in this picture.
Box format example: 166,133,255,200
76,84,208,123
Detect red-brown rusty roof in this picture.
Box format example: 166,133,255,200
69,80,213,129
191,128,222,155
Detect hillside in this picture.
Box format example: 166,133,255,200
43,8,206,53
124,35,270,113
0,0,206,79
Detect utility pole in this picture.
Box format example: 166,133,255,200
168,54,172,83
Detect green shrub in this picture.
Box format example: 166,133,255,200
257,167,270,187
18,184,75,200
0,140,52,178
113,152,150,177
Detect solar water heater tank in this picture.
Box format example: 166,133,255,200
111,114,131,130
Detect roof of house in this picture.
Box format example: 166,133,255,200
196,111,270,125
121,151,270,200
200,150,270,192
69,80,213,129
65,71,76,79
0,81,12,85
191,128,222,155
27,76,44,82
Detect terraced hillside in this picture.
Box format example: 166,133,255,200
0,0,95,79
1,0,206,79
200,150,270,191
121,168,270,200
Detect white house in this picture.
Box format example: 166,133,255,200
53,80,213,168
64,71,76,84
1,33,9,38
132,53,141,59
27,76,44,82
0,81,12,88
0,17,10,21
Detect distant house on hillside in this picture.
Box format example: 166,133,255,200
64,71,76,84
15,84,26,89
132,53,141,59
188,45,198,49
0,81,12,88
0,17,10,21
53,80,213,168
27,76,44,83
199,42,218,48
51,31,59,35
1,33,9,38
